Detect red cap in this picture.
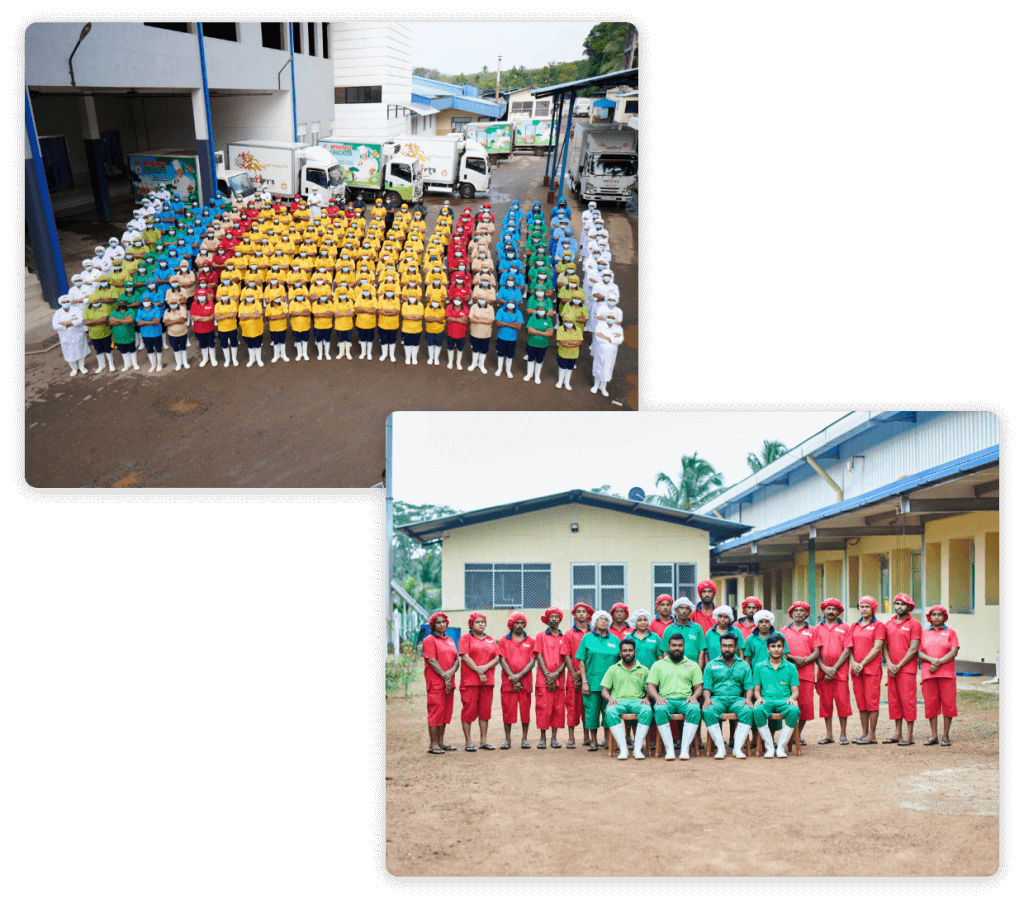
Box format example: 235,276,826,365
572,602,595,618
467,612,488,628
787,601,811,617
858,595,879,614
697,579,718,595
925,605,949,622
507,611,527,630
820,597,843,612
543,607,564,622
741,596,762,612
609,603,629,616
893,593,916,611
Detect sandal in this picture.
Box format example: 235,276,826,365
838,738,850,745
923,738,939,746
586,743,599,751
536,740,546,749
898,740,915,746
500,741,511,749
443,744,457,751
817,737,834,745
853,738,877,745
551,740,561,748
464,745,477,752
427,747,445,754
521,741,531,749
882,738,901,744
940,738,951,746
480,743,495,750
566,741,576,749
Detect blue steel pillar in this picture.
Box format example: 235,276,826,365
195,24,217,206
555,88,577,204
807,538,816,609
288,24,298,142
78,94,111,222
543,92,560,186
25,90,68,307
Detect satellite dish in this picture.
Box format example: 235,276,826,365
628,487,645,503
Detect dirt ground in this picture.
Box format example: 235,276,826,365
385,671,999,877
24,145,638,488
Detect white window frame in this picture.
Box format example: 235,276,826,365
310,121,321,144
651,562,698,607
464,563,552,610
571,562,627,611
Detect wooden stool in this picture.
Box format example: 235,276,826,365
652,715,701,758
754,717,802,757
607,713,653,757
704,714,752,757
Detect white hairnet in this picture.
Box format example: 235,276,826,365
627,609,652,628
713,605,734,620
589,609,612,632
673,597,696,615
755,610,776,626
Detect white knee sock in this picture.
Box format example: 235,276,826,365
680,721,699,759
632,723,650,759
657,722,676,759
608,722,629,760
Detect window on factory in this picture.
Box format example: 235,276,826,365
625,101,638,113
322,23,330,58
310,121,321,144
200,23,238,42
145,23,190,34
261,23,284,50
308,23,315,56
291,22,302,53
335,86,382,104
297,123,307,143
451,117,471,130
534,102,550,117
465,564,552,610
511,101,532,115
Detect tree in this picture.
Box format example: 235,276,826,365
646,452,724,511
589,484,626,499
583,22,630,79
481,65,489,74
747,440,788,473
392,500,460,614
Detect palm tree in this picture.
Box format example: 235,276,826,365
747,440,788,473
647,452,724,511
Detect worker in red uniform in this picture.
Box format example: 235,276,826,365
919,605,960,746
849,595,887,744
561,601,594,749
691,579,719,633
734,596,763,639
812,598,853,745
422,612,460,754
882,592,923,745
650,594,675,637
458,612,500,752
498,612,536,749
533,607,567,749
781,601,818,750
608,603,630,639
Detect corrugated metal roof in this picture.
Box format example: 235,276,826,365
402,101,438,116
532,67,638,99
427,95,505,117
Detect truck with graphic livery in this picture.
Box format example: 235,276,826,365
512,119,556,155
463,122,514,160
566,123,638,206
224,140,346,202
391,134,489,198
316,138,424,204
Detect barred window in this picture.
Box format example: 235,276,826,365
465,564,552,610
335,86,382,104
572,562,627,611
652,562,697,606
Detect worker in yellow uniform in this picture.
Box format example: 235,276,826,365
377,287,401,363
288,291,313,361
353,286,377,361
214,293,240,366
311,290,335,360
400,292,424,366
333,286,355,360
422,292,447,366
264,275,287,307
237,291,265,367
265,293,291,362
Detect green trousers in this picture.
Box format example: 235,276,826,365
653,698,702,725
752,698,800,728
701,695,754,726
583,691,608,729
604,699,653,727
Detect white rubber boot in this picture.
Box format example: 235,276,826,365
379,342,388,361
599,380,609,397
591,378,601,394
271,344,280,363
230,346,239,366
180,347,190,369
121,352,131,372
324,341,331,361
69,360,79,376
534,360,543,384
455,349,463,370
94,353,107,374
494,357,504,377
478,354,487,375
707,723,727,759
76,356,88,375
256,346,264,367
246,347,255,367
173,349,182,371
281,342,290,362
316,341,323,360
523,360,535,382
633,723,650,759
447,349,454,369
758,725,776,758
680,721,699,759
733,722,751,759
555,368,565,389
506,356,514,378
609,721,629,760
404,345,411,365
564,369,572,391
337,340,345,358
411,346,419,365
358,340,366,360
200,347,209,367
154,349,163,372
302,344,309,361
467,351,479,372
345,342,353,360
147,351,156,373
657,723,676,759
222,346,231,366
388,343,396,362
130,352,140,371
775,724,794,758
135,333,143,350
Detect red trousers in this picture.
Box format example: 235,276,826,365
887,669,918,722
796,679,815,721
852,671,882,712
535,682,566,730
501,689,533,724
922,677,958,718
566,682,583,727
816,676,852,718
426,686,455,726
460,684,494,723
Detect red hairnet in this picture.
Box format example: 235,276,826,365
787,601,811,617
858,596,879,614
467,612,488,627
893,593,916,611
925,605,949,622
610,603,629,616
507,611,528,630
820,597,844,613
655,594,674,607
572,602,595,618
697,579,718,595
427,612,448,628
741,596,762,611
543,607,564,622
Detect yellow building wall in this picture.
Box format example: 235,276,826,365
432,108,497,136
437,504,712,638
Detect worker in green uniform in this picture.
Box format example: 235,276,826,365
751,633,801,758
600,637,653,760
656,597,708,666
744,609,790,669
574,609,621,752
704,605,748,663
701,633,755,759
625,609,660,668
647,633,704,760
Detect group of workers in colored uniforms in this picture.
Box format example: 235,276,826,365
55,190,626,396
419,578,962,756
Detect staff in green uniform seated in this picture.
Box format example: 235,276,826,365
751,633,801,758
600,637,653,760
701,632,755,759
574,609,621,752
647,633,704,760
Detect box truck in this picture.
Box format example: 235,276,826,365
316,138,424,204
129,150,256,206
392,134,490,198
463,122,514,159
512,118,556,155
573,97,593,117
225,140,347,202
566,123,638,205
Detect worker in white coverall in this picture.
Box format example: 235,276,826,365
52,295,90,376
590,306,624,397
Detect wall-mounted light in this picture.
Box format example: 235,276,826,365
570,520,579,533
69,23,92,88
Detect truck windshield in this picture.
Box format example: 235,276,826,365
328,165,345,187
465,156,488,175
390,162,412,184
589,155,637,178
228,173,256,196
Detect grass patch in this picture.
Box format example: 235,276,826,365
959,689,999,711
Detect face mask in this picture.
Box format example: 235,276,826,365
61,303,71,311
143,301,152,307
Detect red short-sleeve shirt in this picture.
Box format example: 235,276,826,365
885,615,923,665
812,621,854,679
458,632,499,687
849,619,888,675
422,633,458,690
609,624,629,640
691,608,716,634
561,625,586,668
781,623,817,681
533,629,567,686
444,303,468,338
191,299,216,333
649,618,674,638
498,634,536,692
734,619,757,640
918,626,960,681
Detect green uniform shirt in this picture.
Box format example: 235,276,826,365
744,631,790,669
600,660,650,701
656,621,707,662
83,303,113,340
575,631,621,687
704,626,747,662
109,307,136,344
702,656,753,700
752,659,800,698
526,313,554,348
647,657,703,699
625,631,661,669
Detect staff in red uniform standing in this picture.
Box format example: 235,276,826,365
812,598,854,745
561,601,594,749
919,605,960,746
781,602,818,750
849,596,888,745
533,607,567,749
498,612,536,749
692,580,719,633
883,593,923,746
458,612,500,752
422,612,460,755
735,597,763,639
608,603,630,639
650,594,675,638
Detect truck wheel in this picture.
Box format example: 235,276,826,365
384,190,402,207
459,182,475,199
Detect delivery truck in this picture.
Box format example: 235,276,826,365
566,123,638,205
463,122,514,160
129,149,256,206
392,134,490,198
573,97,593,117
512,118,556,156
316,138,425,204
225,140,347,202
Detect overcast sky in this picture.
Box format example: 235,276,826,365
391,410,851,513
408,21,601,76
